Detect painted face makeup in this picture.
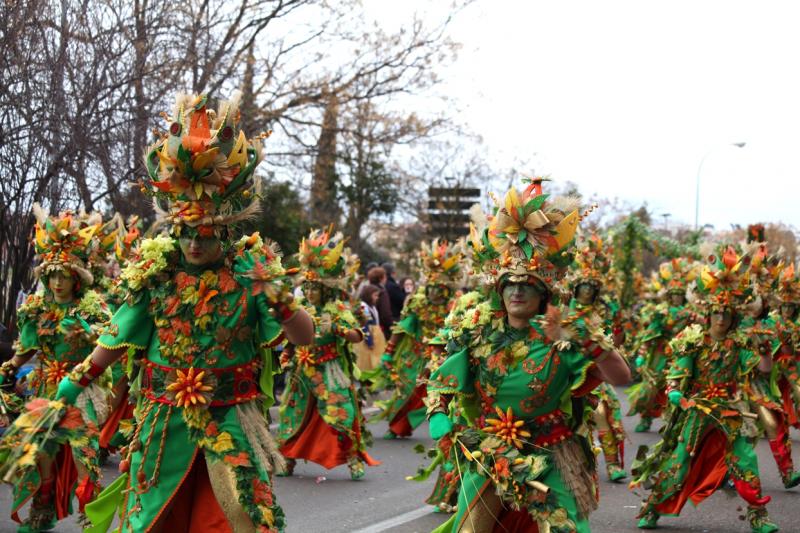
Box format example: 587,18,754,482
179,235,223,266
48,269,76,303
502,282,543,320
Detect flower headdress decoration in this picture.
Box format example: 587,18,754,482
776,263,800,304
86,213,124,273
295,226,358,292
566,232,610,289
31,203,100,287
486,177,585,288
466,204,500,284
419,239,465,288
116,215,142,261
747,243,783,304
142,92,265,238
657,257,696,296
694,245,752,310
747,223,766,244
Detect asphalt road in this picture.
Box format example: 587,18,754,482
2,389,800,532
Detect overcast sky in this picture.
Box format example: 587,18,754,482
368,0,800,230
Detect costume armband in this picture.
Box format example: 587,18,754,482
68,355,107,388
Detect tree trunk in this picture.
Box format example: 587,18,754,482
309,91,340,226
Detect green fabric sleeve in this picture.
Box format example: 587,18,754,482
16,316,40,352
428,347,474,394
97,291,153,350
566,349,596,393
737,347,760,376
394,312,420,338
667,354,694,380
259,346,276,409
255,293,283,347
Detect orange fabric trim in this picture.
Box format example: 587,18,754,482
572,374,603,397
655,428,727,515
146,448,199,532
781,378,799,427
388,384,427,437
280,397,356,469
159,454,233,533
55,444,79,520
493,508,538,532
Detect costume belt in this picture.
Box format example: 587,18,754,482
478,408,574,449
525,410,574,447
313,343,339,364
692,381,736,399
141,359,261,407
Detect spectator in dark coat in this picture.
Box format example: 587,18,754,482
382,262,406,321
367,266,394,338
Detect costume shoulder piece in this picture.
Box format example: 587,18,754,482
451,300,496,344
120,235,178,293
538,304,614,354
75,289,111,322
231,232,289,288
16,293,47,321
322,300,360,330
402,289,428,316
668,323,704,356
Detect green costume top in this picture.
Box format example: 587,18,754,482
666,324,760,409
394,288,450,342
740,315,784,410
15,290,110,395
93,234,290,532
98,236,283,401
638,302,693,349
627,302,694,417
631,323,765,515
769,311,800,379
278,299,363,442
427,300,599,532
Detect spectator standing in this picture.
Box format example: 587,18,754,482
352,284,386,371
357,261,379,295
367,266,394,337
382,262,406,321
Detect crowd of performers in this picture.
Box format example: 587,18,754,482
1,92,799,533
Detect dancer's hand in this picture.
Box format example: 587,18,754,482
381,353,393,370
667,390,683,407
55,376,84,405
429,412,454,440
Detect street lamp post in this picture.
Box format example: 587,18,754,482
694,142,746,230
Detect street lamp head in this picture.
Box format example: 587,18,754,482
732,142,746,148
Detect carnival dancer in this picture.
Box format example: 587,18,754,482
427,178,631,533
412,219,499,513
30,92,314,533
627,258,696,432
0,206,112,532
277,228,380,480
742,244,800,490
770,264,800,432
376,239,463,439
565,233,629,482
632,246,778,533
